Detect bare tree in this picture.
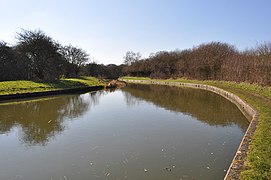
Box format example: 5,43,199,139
60,45,89,77
123,51,141,65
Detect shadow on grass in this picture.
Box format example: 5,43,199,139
35,80,88,90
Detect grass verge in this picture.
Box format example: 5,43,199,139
122,76,271,179
0,76,105,95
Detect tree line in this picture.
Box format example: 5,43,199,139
123,42,271,86
1,29,271,85
0,29,122,82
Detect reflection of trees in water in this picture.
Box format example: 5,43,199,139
124,91,141,106
0,91,104,145
122,84,248,130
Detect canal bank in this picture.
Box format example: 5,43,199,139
0,85,104,102
121,78,263,180
0,77,105,102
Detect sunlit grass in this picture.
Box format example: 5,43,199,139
121,76,151,80
0,80,56,95
62,76,104,87
0,77,105,95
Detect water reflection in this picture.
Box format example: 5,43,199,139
122,84,248,130
0,91,103,145
0,85,249,179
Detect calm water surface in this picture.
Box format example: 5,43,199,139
0,84,249,180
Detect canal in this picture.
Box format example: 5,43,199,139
0,84,249,180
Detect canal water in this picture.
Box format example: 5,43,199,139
0,84,249,180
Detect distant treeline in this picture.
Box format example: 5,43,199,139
123,42,271,85
0,29,122,82
1,29,271,85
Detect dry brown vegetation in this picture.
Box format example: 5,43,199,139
123,42,271,86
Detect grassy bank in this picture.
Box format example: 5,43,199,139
0,76,105,95
122,76,271,179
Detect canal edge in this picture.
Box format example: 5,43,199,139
0,85,104,102
121,79,259,180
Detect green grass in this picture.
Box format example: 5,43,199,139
0,76,105,95
61,76,104,87
121,76,151,80
122,76,271,179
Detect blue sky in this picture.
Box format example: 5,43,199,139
1,0,270,64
